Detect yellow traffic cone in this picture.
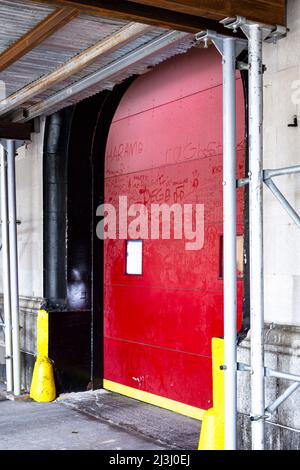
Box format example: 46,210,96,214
30,355,56,402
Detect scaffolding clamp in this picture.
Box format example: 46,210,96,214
195,29,247,57
220,16,246,33
237,61,249,71
237,362,251,372
236,177,249,188
221,15,287,43
250,414,270,422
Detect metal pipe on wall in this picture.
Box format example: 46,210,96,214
248,24,265,450
44,112,67,308
7,140,21,396
0,142,13,392
222,37,238,450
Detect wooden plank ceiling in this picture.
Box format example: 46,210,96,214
35,0,286,32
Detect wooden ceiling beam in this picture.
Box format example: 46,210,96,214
28,1,243,35
0,7,79,72
127,1,286,26
32,1,286,31
0,121,32,140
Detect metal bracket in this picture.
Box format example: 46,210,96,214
238,362,300,383
221,15,287,43
250,414,270,422
236,177,249,188
288,115,298,127
220,16,246,34
195,30,247,58
264,25,288,44
263,165,300,229
194,29,215,49
237,362,251,372
265,367,300,383
238,362,300,419
237,61,249,71
264,165,300,180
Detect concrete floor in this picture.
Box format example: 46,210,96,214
0,399,170,450
0,387,201,450
59,389,201,449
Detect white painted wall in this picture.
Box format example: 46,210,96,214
0,118,45,299
263,0,300,326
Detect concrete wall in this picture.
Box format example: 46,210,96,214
15,121,45,299
0,119,45,390
263,0,300,326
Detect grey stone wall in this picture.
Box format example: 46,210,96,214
237,323,300,449
0,295,44,391
0,121,45,393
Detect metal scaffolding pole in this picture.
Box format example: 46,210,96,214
7,140,21,396
222,37,238,450
0,143,13,392
247,24,265,450
196,29,246,450
221,16,287,450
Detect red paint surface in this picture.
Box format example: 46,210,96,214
103,47,245,410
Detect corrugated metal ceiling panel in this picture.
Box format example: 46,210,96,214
0,1,196,119
28,26,166,104
41,34,195,115
0,0,55,53
0,13,129,97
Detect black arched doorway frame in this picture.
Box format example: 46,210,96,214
43,78,134,393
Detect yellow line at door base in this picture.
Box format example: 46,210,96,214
103,379,204,421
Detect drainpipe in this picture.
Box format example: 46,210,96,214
0,142,13,392
7,140,21,396
44,112,66,308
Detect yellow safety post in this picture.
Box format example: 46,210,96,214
30,310,56,402
198,337,224,450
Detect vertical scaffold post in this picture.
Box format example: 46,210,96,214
222,37,238,451
195,30,246,450
7,140,21,396
247,24,265,450
0,142,13,392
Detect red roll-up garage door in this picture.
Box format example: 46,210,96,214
103,46,245,417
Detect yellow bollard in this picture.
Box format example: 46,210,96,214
30,355,56,402
36,309,49,357
30,310,56,402
198,337,224,450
